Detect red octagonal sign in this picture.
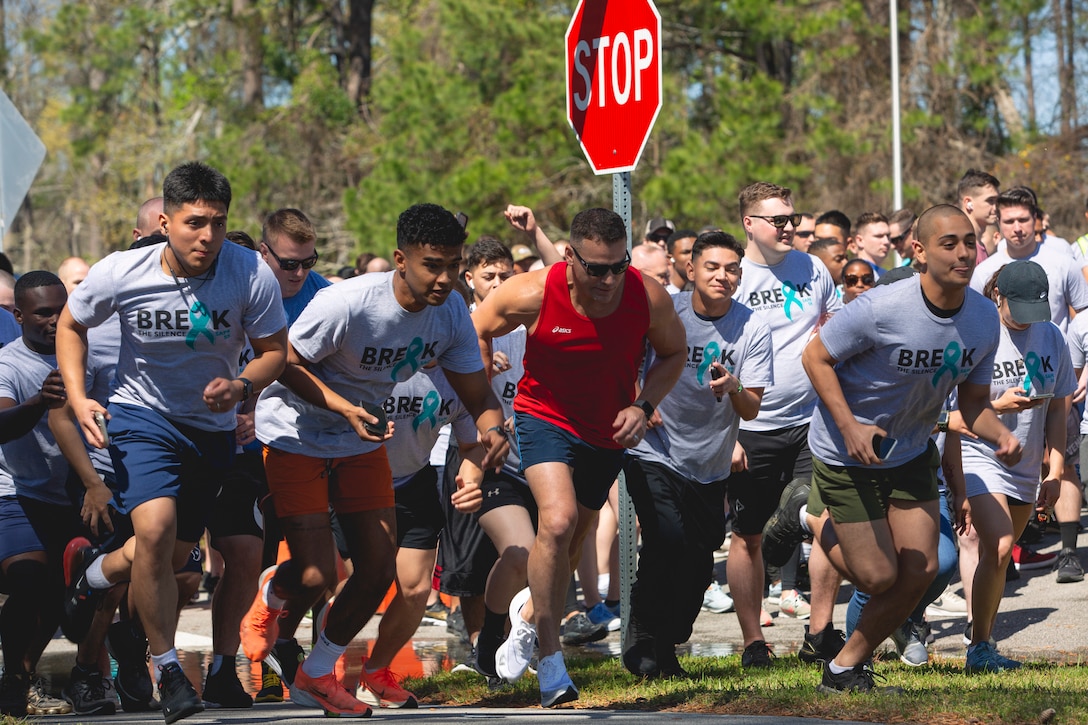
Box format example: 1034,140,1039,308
566,0,662,175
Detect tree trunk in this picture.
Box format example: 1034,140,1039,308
1051,0,1071,135
233,0,264,109
1022,12,1036,133
1062,0,1076,130
344,0,373,110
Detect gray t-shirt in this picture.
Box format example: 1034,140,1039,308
256,272,484,458
971,244,1088,334
733,250,842,431
0,339,68,504
808,276,999,467
1065,313,1088,434
960,320,1075,495
633,293,773,483
387,366,476,485
67,241,285,432
84,317,121,474
490,325,528,480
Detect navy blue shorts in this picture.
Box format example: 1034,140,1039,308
394,465,444,551
0,495,84,563
107,403,234,543
514,412,625,511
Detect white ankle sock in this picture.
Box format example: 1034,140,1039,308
798,504,812,535
150,649,179,683
262,579,286,610
300,631,345,678
85,557,111,590
827,659,851,675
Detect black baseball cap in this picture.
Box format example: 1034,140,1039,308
997,260,1050,324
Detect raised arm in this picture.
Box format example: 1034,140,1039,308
505,205,563,266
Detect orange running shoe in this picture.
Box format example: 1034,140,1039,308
240,566,284,662
358,657,417,709
290,668,371,717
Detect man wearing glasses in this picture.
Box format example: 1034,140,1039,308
258,209,330,324
730,182,842,669
473,208,686,707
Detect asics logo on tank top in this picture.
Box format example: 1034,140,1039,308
744,280,812,319
357,336,439,380
552,326,572,334
893,341,978,387
135,301,232,348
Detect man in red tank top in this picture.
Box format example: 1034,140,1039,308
473,208,686,707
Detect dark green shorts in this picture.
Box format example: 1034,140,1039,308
809,440,939,524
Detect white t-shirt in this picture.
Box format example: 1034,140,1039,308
808,276,999,467
633,293,773,483
960,321,1075,500
971,244,1088,334
67,241,285,431
386,366,476,485
733,250,841,431
256,272,484,458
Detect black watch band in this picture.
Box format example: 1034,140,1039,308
634,399,654,418
237,377,253,402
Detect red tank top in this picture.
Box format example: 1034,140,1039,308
514,262,650,449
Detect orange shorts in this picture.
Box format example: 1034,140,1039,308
263,445,394,517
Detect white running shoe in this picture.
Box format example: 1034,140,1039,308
495,587,536,683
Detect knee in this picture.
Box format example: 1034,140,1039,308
537,508,577,545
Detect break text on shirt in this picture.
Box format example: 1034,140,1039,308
744,280,813,320
894,341,978,387
134,302,232,349
358,337,440,381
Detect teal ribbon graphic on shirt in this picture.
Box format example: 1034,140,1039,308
413,390,440,431
391,337,425,381
697,341,721,385
931,341,961,387
186,301,214,349
1022,351,1045,393
782,281,804,320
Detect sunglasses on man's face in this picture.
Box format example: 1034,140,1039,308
263,243,319,271
570,245,631,277
749,213,803,230
843,273,875,287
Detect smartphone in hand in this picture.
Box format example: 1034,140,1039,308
872,434,897,460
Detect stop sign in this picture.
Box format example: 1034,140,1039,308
565,0,662,175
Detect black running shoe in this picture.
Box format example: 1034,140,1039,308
0,670,27,717
62,537,104,644
63,667,116,716
622,637,658,678
741,640,775,669
266,638,305,688
254,663,284,703
107,620,159,712
654,640,690,679
560,611,608,646
157,662,203,724
816,660,902,694
798,623,846,665
202,664,252,709
1055,548,1085,583
761,479,811,567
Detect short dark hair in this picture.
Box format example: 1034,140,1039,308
888,208,916,230
996,187,1038,220
0,252,13,276
692,231,744,261
226,230,257,250
815,210,851,236
396,203,467,250
738,182,792,218
466,236,514,270
957,169,1001,199
570,208,627,246
14,270,64,307
263,208,316,248
162,161,232,215
808,237,844,254
666,229,698,254
916,204,971,246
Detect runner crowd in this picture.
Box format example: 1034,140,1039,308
0,163,1085,721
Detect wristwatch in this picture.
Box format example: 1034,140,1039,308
237,377,254,402
634,399,655,418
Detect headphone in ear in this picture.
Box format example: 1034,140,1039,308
967,202,974,212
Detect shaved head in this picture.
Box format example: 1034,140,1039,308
135,196,165,240
916,204,972,247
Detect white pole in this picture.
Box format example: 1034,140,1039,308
890,0,903,209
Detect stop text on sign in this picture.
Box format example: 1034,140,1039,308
571,29,655,110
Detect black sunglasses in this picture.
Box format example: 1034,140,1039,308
263,243,319,271
570,245,631,277
843,273,875,286
749,213,803,229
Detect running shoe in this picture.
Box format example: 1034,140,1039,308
495,587,537,683
560,611,608,645
290,667,371,717
925,588,968,618
157,663,203,724
63,667,116,716
358,657,417,709
536,652,578,708
26,674,72,716
702,582,734,613
254,663,283,703
1055,548,1085,583
741,640,774,669
889,620,928,667
965,641,1020,673
816,660,902,694
266,638,305,687
1012,544,1056,570
761,478,811,567
62,537,103,644
202,663,253,708
778,589,811,619
240,565,285,663
586,601,620,631
798,623,845,665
